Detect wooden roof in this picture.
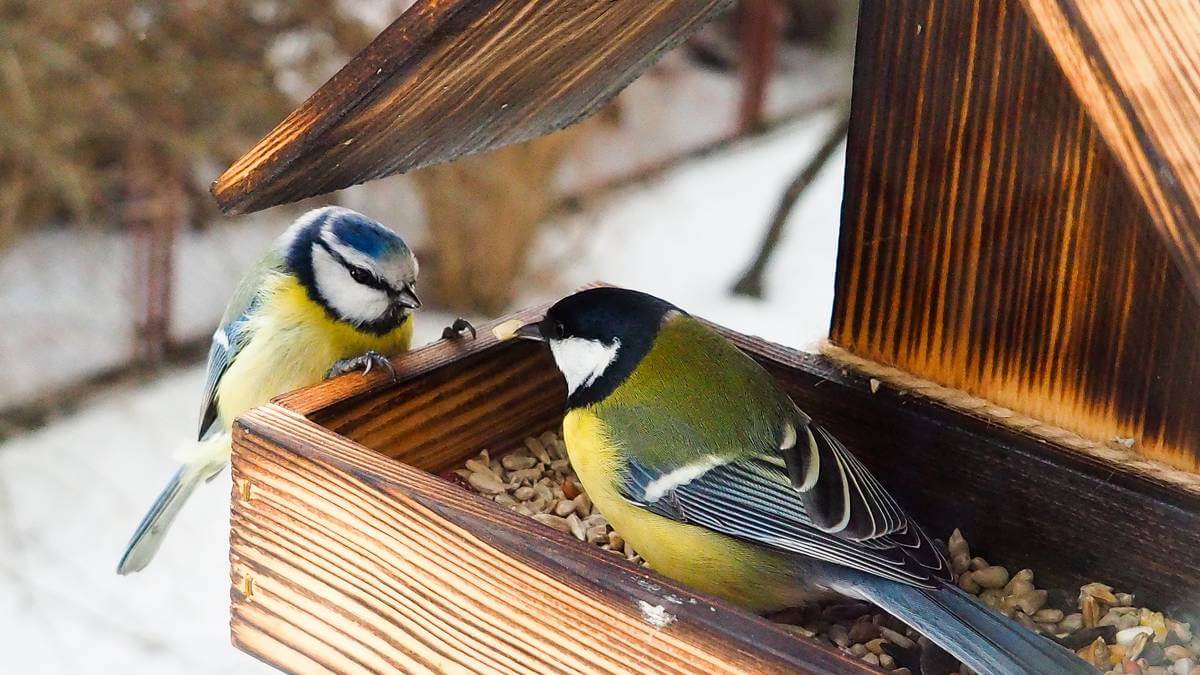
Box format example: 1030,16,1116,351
211,0,732,215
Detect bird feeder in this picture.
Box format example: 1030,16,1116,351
218,0,1200,672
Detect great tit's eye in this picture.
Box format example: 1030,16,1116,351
348,267,373,285
553,321,566,339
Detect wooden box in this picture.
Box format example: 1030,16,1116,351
229,306,1200,673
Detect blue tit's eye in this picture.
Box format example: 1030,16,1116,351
349,267,373,285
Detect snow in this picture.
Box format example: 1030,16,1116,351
0,115,845,672
0,213,293,410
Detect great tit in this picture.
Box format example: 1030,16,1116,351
118,207,423,574
515,287,1091,675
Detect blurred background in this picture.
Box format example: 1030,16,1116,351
0,1,856,671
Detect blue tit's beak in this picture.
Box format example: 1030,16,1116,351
515,320,545,342
394,285,422,309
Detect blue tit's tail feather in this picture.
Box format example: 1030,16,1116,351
845,576,1094,675
117,437,228,575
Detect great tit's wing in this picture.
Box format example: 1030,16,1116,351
196,251,282,440
782,421,909,541
618,422,951,588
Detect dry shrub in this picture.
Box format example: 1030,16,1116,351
412,120,598,315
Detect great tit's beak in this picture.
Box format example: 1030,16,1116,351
394,285,422,309
514,321,545,342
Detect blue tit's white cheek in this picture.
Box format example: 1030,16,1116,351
311,245,391,324
548,337,621,396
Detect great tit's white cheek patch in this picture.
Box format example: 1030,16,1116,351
548,337,621,395
312,245,391,324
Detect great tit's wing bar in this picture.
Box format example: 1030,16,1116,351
621,455,951,588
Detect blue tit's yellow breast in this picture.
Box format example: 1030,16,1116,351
215,275,413,428
562,409,814,612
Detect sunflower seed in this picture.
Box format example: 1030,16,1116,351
566,513,586,541
501,455,537,471
972,566,1009,589
573,493,592,517
468,471,508,494
525,437,552,464
531,513,571,533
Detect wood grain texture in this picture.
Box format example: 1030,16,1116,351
231,404,873,674
834,0,1200,472
211,0,733,214
1020,0,1200,302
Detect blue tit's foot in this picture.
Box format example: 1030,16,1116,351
327,351,397,381
441,317,476,340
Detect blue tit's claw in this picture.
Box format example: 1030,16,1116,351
327,351,397,381
442,317,477,341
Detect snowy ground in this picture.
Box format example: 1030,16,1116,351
0,115,845,673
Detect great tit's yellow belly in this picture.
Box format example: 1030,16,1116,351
562,409,817,613
215,278,413,432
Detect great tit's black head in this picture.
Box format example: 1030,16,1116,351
524,287,682,408
284,207,420,334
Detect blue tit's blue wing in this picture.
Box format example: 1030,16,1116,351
619,422,952,589
196,250,283,440
196,317,253,440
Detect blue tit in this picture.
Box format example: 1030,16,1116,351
118,206,421,575
514,287,1091,675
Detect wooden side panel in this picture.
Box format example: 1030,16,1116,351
230,404,871,674
212,0,733,214
833,0,1200,472
1021,0,1200,302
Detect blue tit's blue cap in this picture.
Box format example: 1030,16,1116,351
326,209,409,259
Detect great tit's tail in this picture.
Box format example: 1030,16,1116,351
117,435,228,575
843,575,1094,675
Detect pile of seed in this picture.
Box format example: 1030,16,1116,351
452,431,643,565
457,432,1194,674
788,531,1199,674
